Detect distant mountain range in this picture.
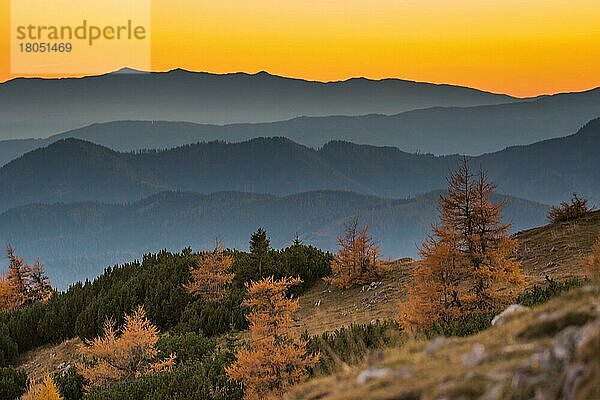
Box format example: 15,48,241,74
0,118,598,214
0,190,548,287
0,68,519,142
1,86,599,163
0,88,599,165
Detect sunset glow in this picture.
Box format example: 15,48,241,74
1,0,599,96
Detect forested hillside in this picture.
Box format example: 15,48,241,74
0,119,599,213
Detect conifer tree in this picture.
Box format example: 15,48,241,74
184,239,235,302
0,275,13,310
400,160,523,330
547,193,592,223
249,228,270,256
400,238,465,330
327,218,386,289
226,276,318,400
78,306,175,387
28,260,53,304
6,246,30,308
22,375,63,400
469,170,523,309
584,235,600,277
0,248,53,310
292,232,303,247
250,228,270,276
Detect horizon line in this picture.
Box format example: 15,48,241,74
3,66,600,99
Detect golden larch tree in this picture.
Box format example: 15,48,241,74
400,238,466,330
400,160,523,330
78,306,175,387
0,248,54,310
584,235,600,277
547,193,591,223
327,218,386,289
184,239,235,302
22,375,63,400
6,245,30,308
468,170,523,310
28,259,53,303
0,275,13,310
226,276,318,400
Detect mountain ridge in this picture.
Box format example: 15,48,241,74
0,68,520,143
0,119,598,214
0,86,598,165
3,67,527,96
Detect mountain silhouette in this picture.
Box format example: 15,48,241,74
0,68,519,142
0,119,598,214
1,87,599,165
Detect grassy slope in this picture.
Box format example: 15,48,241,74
289,283,599,400
516,210,600,283
288,212,600,399
296,211,600,336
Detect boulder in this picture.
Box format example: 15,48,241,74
492,304,530,326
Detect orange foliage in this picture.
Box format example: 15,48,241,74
400,160,523,330
0,246,53,311
22,375,63,400
547,193,592,223
78,306,175,387
0,276,13,310
184,240,235,302
327,218,386,289
226,276,318,400
401,239,466,330
584,235,600,277
28,259,53,303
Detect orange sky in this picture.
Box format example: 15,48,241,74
1,0,600,97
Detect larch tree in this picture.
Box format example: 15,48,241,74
226,276,318,400
327,218,386,289
184,239,235,302
547,193,592,223
0,276,13,310
469,170,523,310
584,235,600,277
6,246,30,308
400,237,466,330
0,248,53,310
27,260,53,304
78,306,175,388
400,159,523,330
22,375,63,400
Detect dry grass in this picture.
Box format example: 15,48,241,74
287,283,600,400
17,337,81,385
515,210,600,284
295,259,414,336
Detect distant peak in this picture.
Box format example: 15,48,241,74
48,137,109,150
110,67,146,75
